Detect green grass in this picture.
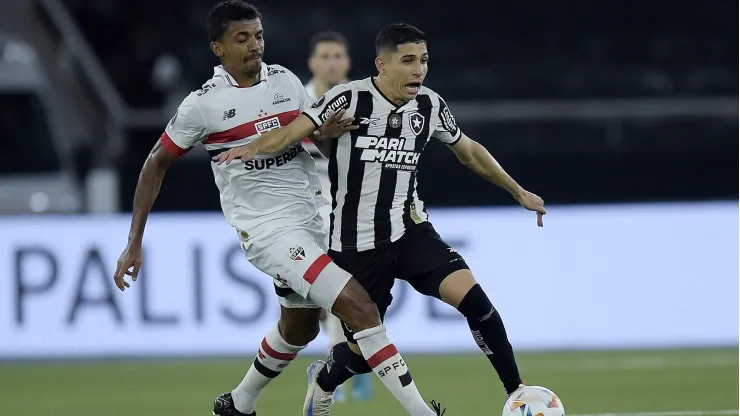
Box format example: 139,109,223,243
0,349,736,415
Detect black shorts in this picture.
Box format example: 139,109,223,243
329,222,469,343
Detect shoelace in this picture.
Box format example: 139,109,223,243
430,400,446,416
313,394,334,415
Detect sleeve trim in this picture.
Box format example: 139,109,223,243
160,132,191,156
302,111,322,129
446,129,463,146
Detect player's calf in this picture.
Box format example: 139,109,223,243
230,310,319,414
317,342,372,393
440,270,522,395
307,263,439,415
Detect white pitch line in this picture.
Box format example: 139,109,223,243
572,410,738,416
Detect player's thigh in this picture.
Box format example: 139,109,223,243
397,222,472,302
269,229,352,312
244,228,332,309
329,246,397,343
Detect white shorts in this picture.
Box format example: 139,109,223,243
243,215,351,311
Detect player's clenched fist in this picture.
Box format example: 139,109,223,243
514,190,547,227
113,243,143,291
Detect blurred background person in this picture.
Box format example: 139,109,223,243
301,29,374,403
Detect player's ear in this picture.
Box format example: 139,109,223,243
210,42,223,58
374,56,383,74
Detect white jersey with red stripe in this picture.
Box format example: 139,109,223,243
161,64,328,246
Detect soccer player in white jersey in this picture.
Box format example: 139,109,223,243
302,30,373,403
113,3,445,416
213,22,547,414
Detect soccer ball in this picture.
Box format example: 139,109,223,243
502,385,565,416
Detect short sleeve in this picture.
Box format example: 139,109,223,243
302,85,354,129
283,68,314,112
298,86,315,112
432,96,463,145
160,94,208,156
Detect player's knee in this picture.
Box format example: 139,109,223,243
456,283,495,322
278,309,322,346
439,269,478,308
282,319,320,346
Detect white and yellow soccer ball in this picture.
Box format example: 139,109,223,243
502,385,565,416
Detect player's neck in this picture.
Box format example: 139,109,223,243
374,75,408,106
224,65,261,87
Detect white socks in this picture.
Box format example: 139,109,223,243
232,324,305,414
354,325,434,415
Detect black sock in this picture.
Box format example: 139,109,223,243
316,342,371,392
457,284,522,394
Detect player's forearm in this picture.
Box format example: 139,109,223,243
253,126,305,155
309,133,331,157
127,154,167,245
465,142,524,197
252,115,315,155
253,131,293,154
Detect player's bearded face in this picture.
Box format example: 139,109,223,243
387,42,428,101
219,19,265,77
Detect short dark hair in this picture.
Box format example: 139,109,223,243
207,1,262,42
375,23,427,55
309,31,350,56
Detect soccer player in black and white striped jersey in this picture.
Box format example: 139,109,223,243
214,23,547,413
303,30,374,403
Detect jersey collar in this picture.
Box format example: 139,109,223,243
368,77,415,111
213,63,268,88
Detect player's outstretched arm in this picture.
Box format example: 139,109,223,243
213,110,355,164
113,141,179,291
449,133,547,226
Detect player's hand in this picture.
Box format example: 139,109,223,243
514,190,546,227
212,143,257,165
114,243,143,291
313,109,357,141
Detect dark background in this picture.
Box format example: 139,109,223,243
61,0,738,211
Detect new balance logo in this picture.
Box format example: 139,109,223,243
223,109,236,120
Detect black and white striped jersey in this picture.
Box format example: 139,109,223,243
302,77,462,252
